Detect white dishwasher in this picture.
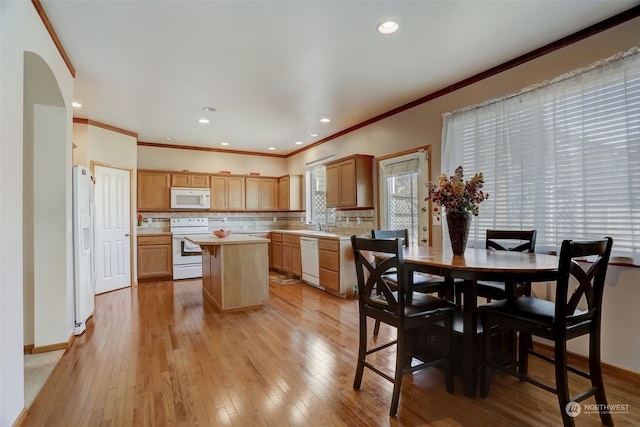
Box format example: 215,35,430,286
299,237,321,287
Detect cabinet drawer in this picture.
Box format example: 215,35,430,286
319,249,339,271
318,239,339,252
319,267,340,292
270,233,282,242
283,234,299,245
138,235,171,245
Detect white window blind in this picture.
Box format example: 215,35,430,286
442,48,640,262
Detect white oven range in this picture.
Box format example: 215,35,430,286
170,217,210,280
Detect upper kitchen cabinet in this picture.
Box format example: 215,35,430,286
325,154,374,209
245,176,277,210
137,170,171,211
210,174,245,210
171,172,210,188
278,175,303,211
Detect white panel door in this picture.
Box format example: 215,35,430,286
94,165,131,294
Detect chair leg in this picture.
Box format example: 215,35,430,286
389,328,406,417
480,313,492,398
589,326,614,426
353,315,368,390
518,331,530,376
555,341,576,427
373,319,381,337
444,313,454,393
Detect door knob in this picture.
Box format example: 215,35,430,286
125,233,131,237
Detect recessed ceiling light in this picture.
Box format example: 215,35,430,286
320,117,331,123
198,118,210,124
221,142,229,146
202,106,217,112
165,137,174,141
377,20,399,35
295,141,303,145
310,133,319,137
72,101,82,108
268,147,276,151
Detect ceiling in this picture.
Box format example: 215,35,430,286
42,0,639,156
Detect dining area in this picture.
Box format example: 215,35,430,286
350,164,622,426
351,229,618,426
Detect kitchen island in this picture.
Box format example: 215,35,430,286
186,234,270,312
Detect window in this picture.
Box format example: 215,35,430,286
306,157,335,226
442,48,640,262
379,150,430,246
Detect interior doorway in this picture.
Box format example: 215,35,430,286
93,164,132,294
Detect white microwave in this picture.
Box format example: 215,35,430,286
170,187,211,210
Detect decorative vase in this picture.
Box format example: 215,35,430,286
446,211,472,255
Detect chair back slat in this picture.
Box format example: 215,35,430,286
556,238,613,325
486,230,537,253
372,229,410,247
352,236,405,313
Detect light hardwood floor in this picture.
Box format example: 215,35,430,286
23,274,639,426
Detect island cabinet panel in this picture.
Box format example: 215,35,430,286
270,233,283,270
171,173,210,188
195,236,270,312
137,235,172,280
137,170,171,211
325,154,374,209
245,177,277,210
211,174,245,210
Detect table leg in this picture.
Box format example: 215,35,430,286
462,279,477,397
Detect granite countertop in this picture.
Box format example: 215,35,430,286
185,234,270,246
137,228,352,240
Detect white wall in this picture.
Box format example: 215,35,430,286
137,145,287,176
1,0,74,424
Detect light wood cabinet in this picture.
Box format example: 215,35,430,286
211,174,245,210
325,154,374,209
270,232,282,270
277,175,303,210
318,237,357,298
137,234,172,280
245,177,277,210
319,238,340,293
137,170,171,211
171,172,210,188
282,234,301,277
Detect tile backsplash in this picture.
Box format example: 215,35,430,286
137,209,374,236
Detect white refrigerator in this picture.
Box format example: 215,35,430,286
72,165,96,335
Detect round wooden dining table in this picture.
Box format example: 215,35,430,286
401,246,559,397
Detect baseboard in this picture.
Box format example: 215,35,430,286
31,341,68,354
23,344,35,354
534,341,640,384
12,407,27,427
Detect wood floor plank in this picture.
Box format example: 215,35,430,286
22,277,640,427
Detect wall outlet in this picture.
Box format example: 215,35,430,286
273,216,277,222
223,217,227,223
346,216,349,224
300,216,304,223
356,216,361,225
147,217,152,225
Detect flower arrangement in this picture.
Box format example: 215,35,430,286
137,212,143,226
426,166,489,216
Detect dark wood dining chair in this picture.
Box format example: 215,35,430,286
351,236,455,417
457,229,537,303
371,229,454,336
479,237,614,427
